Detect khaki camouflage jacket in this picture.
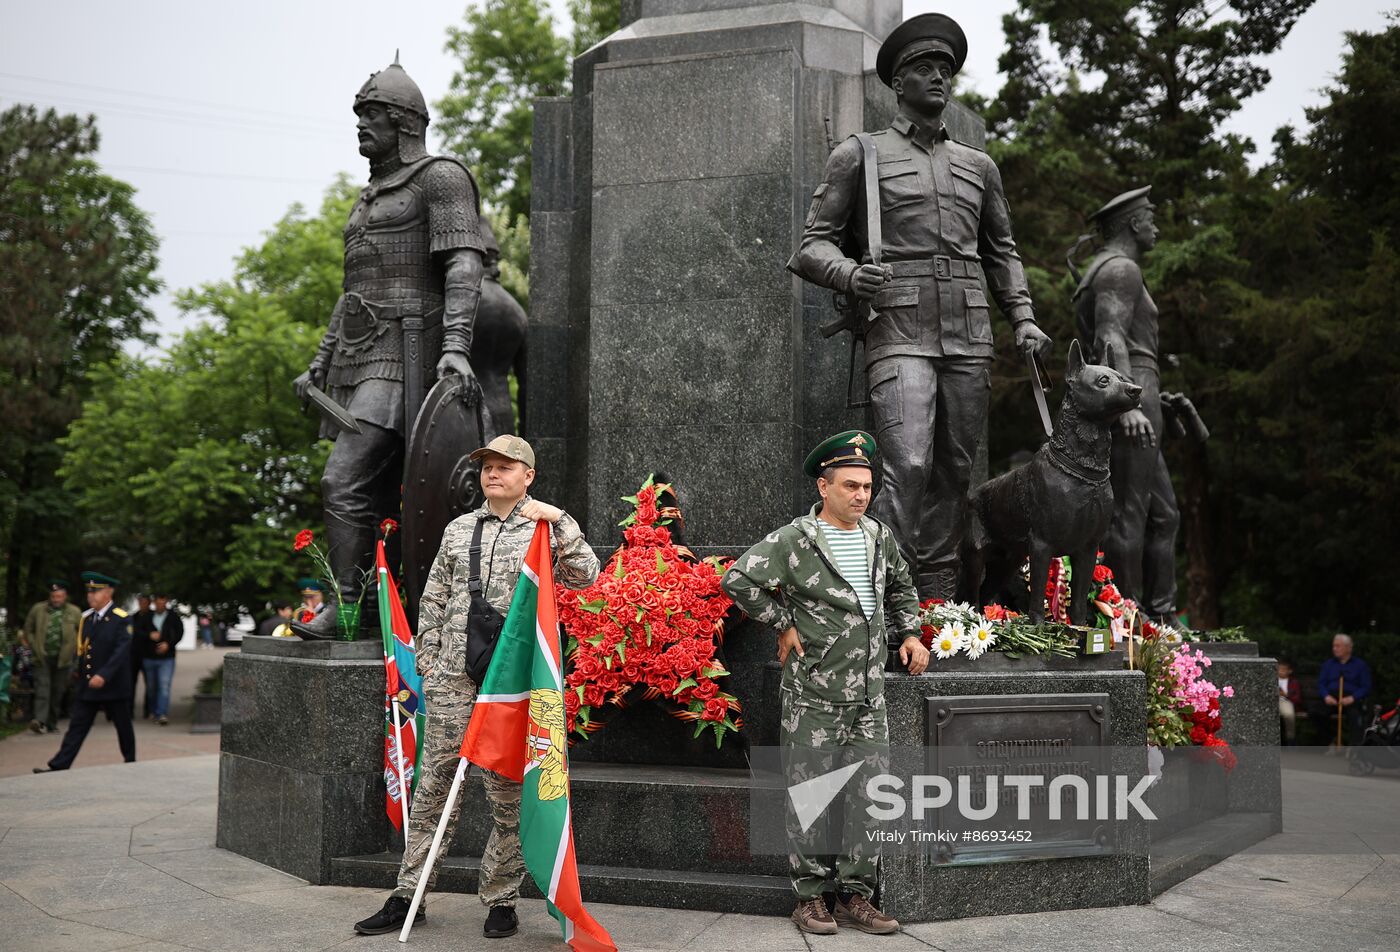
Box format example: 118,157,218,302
722,504,919,707
418,495,600,678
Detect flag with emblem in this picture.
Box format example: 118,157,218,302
377,539,424,834
460,521,616,952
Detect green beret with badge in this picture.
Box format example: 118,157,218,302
803,430,878,478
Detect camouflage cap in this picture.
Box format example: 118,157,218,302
803,430,877,478
469,434,536,468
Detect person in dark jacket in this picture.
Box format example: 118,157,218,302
134,593,182,724
34,572,137,771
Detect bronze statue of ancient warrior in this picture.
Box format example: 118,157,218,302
292,57,492,637
789,13,1052,601
1070,186,1208,621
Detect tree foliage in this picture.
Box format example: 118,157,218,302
982,5,1400,631
435,0,620,253
60,183,354,616
0,105,159,623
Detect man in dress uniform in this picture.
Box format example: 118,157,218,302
292,56,487,637
789,14,1052,602
33,572,137,771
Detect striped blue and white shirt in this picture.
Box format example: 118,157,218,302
818,522,875,617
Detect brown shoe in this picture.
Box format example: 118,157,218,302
833,894,899,934
791,898,838,935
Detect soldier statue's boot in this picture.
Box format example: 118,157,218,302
916,568,959,604
291,516,376,640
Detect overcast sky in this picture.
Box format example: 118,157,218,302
1,1,1391,351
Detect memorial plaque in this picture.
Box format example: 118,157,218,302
922,694,1114,864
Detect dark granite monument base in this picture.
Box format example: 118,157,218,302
218,635,1282,922
216,637,388,883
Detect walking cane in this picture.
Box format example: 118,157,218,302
1336,675,1345,749
399,758,470,943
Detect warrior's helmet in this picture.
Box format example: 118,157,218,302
354,53,430,163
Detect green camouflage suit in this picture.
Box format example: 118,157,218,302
393,496,599,906
722,504,919,899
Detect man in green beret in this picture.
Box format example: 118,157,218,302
34,572,137,771
21,580,83,734
790,13,1052,603
723,431,928,936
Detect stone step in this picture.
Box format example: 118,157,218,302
1148,810,1278,895
412,761,791,878
330,852,794,917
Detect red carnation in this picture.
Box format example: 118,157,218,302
1093,564,1113,583
293,529,314,552
380,518,399,537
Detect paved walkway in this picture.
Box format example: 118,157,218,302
0,750,1396,952
0,646,230,778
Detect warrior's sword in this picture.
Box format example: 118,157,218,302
304,383,362,435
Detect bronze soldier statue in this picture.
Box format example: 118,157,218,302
292,57,487,638
1070,186,1208,621
790,13,1051,601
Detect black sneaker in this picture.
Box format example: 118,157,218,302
354,896,424,936
484,904,518,938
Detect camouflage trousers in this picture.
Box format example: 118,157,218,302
392,671,525,907
781,691,889,900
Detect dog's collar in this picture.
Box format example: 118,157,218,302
1047,443,1111,485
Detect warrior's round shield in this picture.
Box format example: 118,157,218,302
402,376,496,625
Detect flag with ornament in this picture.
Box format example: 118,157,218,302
377,525,423,833
459,521,616,952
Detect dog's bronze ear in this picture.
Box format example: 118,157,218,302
1067,338,1084,375
1103,340,1115,367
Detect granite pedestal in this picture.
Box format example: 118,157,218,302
216,637,387,883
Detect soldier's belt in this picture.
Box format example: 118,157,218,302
887,256,981,280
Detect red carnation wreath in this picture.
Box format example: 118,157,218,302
557,476,741,747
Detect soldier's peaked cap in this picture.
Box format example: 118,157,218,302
877,13,969,87
80,570,119,589
804,430,877,479
1089,185,1153,225
354,52,429,120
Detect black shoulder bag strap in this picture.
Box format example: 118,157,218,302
465,516,506,684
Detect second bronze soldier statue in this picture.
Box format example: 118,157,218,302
790,13,1052,601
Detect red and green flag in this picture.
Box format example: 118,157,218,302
460,521,616,952
378,538,424,833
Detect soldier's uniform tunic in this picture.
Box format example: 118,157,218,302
791,115,1040,596
391,496,599,906
47,604,136,769
723,505,919,899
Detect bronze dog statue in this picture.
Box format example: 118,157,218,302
961,340,1142,624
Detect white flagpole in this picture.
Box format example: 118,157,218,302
391,700,411,847
399,756,469,943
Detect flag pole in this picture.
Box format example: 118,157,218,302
391,700,411,846
399,757,468,943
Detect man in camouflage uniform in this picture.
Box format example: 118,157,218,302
355,435,599,939
788,13,1052,602
293,56,487,638
723,431,928,936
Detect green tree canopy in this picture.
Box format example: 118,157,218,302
0,105,159,623
60,183,354,616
